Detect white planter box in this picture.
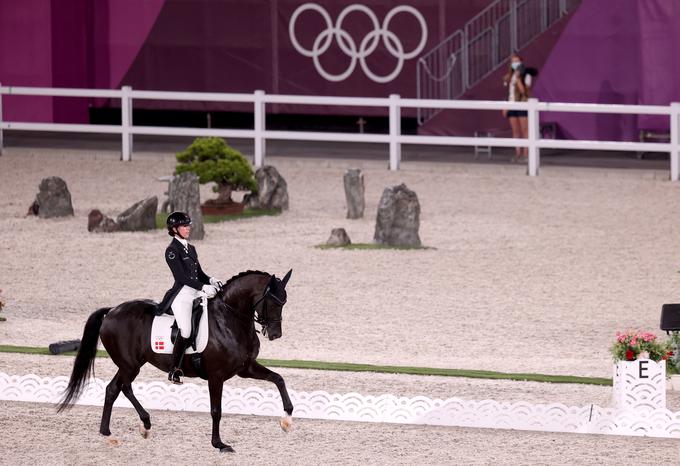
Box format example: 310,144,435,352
612,359,666,410
669,374,680,391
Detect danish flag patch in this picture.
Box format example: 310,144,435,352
154,338,165,351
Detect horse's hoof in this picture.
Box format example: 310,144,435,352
219,445,235,453
279,415,293,433
106,438,121,447
139,423,151,439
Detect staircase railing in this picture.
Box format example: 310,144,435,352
417,0,581,124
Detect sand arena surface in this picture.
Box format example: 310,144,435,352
2,148,680,463
1,148,679,377
0,399,677,466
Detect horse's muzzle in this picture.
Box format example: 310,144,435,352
267,325,282,340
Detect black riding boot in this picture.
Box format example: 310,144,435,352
168,335,188,385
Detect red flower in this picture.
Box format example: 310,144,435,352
625,349,635,361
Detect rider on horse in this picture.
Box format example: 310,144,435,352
159,211,222,384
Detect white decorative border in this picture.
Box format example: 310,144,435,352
2,372,680,439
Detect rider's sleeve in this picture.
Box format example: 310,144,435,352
193,246,211,285
165,246,203,290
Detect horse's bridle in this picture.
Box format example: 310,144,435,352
219,286,286,336
252,286,286,337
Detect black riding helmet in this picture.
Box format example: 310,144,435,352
166,211,192,236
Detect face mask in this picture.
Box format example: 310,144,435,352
511,61,522,70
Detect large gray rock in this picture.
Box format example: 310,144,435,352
168,172,205,240
88,209,119,233
36,177,74,218
343,169,365,219
116,196,158,232
374,183,421,247
253,166,289,211
326,228,351,247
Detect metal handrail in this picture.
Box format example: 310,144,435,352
416,0,581,125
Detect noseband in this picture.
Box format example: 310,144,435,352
253,286,286,337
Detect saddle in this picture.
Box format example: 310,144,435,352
167,298,203,351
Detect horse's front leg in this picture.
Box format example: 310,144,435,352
208,377,234,453
239,360,294,431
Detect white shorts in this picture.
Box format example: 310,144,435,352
171,285,200,338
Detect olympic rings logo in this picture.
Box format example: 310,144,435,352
289,3,428,83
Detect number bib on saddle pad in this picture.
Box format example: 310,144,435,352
150,300,209,354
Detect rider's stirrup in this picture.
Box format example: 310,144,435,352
168,368,184,385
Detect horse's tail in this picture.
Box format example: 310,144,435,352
57,307,112,412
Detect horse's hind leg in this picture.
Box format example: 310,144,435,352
120,369,152,437
100,372,122,436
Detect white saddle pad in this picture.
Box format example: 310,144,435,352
150,306,209,354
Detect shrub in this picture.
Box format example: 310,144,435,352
175,137,257,202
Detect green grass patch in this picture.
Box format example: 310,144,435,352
155,208,279,229
316,243,434,251
0,344,610,386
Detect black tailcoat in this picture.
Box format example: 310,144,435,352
158,238,210,314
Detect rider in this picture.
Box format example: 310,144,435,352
160,211,222,384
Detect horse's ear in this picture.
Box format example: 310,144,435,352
281,269,292,288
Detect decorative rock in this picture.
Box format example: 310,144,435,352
35,176,74,218
242,192,260,209
168,172,205,240
343,169,365,219
254,166,289,211
326,228,351,247
116,196,158,232
374,183,421,247
87,209,119,233
26,200,39,216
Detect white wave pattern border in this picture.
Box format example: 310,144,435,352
2,372,680,439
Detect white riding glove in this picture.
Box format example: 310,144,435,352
209,277,223,290
201,284,217,298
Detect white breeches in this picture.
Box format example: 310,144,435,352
171,285,200,338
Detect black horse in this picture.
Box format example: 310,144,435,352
58,270,293,453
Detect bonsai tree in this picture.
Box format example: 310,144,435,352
175,137,257,203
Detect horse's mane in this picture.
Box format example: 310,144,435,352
223,270,270,288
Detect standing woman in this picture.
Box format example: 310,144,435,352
503,53,532,161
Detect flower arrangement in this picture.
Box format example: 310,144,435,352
611,330,671,362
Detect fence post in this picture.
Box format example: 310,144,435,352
389,94,401,171
671,103,680,182
527,98,540,176
121,85,133,161
0,82,3,157
254,90,266,168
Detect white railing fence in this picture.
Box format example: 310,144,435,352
1,85,679,181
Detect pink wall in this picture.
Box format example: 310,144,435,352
0,0,53,121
